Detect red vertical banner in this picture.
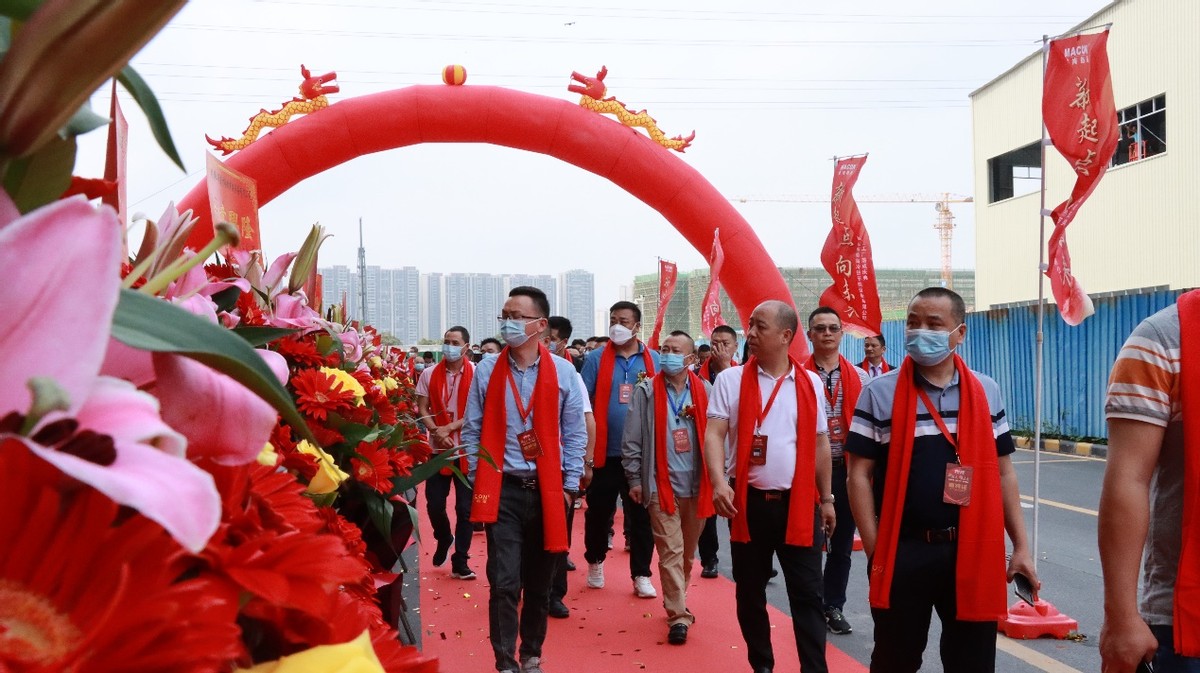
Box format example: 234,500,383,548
648,259,678,350
310,273,324,314
103,80,128,234
1042,30,1118,326
819,155,882,337
206,152,262,253
700,228,727,336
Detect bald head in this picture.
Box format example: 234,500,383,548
755,300,798,334
747,300,797,360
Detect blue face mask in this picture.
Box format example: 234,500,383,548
499,319,532,347
442,344,463,361
661,353,688,375
904,326,961,366
415,363,426,372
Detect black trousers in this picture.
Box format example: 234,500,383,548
869,538,998,673
729,487,828,673
583,461,654,578
485,480,565,672
699,515,719,565
822,461,856,610
425,470,474,567
550,495,578,602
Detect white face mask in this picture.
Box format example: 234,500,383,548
609,323,634,345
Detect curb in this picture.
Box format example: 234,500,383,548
1013,435,1108,459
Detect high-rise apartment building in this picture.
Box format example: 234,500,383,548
560,269,595,340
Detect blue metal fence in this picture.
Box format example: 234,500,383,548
836,288,1184,440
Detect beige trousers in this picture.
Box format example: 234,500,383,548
646,495,705,626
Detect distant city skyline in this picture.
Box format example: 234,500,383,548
319,266,596,345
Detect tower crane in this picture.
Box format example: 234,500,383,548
730,193,973,289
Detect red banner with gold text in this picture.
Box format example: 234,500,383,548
700,229,727,337
206,152,262,253
648,259,678,350
1042,30,1118,325
819,156,881,337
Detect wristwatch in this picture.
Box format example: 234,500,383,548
820,495,835,504
584,459,595,468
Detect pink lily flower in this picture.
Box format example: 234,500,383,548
0,194,220,552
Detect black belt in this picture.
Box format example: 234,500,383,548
747,485,790,502
831,455,845,467
502,473,539,490
901,526,957,543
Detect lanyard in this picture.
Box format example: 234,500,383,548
916,386,958,453
507,370,536,426
823,371,841,408
756,368,790,434
616,356,634,383
666,381,690,420
441,369,460,413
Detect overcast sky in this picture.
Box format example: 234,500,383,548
78,0,1104,310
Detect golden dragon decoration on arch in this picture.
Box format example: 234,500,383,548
206,65,339,155
568,66,694,152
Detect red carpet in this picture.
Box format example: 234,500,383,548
417,499,868,672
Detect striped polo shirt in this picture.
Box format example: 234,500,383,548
812,361,870,459
845,366,1015,531
1105,303,1183,626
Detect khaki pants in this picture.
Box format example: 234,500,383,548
647,495,705,626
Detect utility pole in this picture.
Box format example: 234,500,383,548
357,217,368,325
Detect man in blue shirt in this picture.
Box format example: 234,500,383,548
463,286,588,673
581,300,661,598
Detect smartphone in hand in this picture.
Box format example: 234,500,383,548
1136,660,1155,673
1013,572,1036,606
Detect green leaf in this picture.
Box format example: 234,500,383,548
0,0,40,21
339,422,376,447
393,448,460,493
110,288,317,445
232,325,299,347
2,135,74,212
117,65,184,171
364,491,394,549
406,503,420,546
61,102,109,138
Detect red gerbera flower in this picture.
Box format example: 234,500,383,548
235,290,268,327
291,368,356,422
389,448,415,477
0,440,242,672
275,335,331,368
351,441,395,494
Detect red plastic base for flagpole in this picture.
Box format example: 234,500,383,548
853,533,864,552
998,598,1078,640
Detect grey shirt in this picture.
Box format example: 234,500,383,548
622,376,713,501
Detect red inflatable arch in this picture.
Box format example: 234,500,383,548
179,85,808,359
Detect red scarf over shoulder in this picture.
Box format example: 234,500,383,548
860,358,891,375
698,357,737,383
1176,289,1200,655
804,354,864,442
593,341,655,468
469,344,569,552
652,371,714,518
731,356,819,547
428,359,474,474
869,354,1006,620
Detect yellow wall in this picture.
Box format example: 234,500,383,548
971,0,1200,308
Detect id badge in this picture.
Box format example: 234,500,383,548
749,434,768,466
618,383,634,404
828,416,846,443
518,430,543,460
672,428,691,453
943,463,973,506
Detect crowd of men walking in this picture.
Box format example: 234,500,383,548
408,284,1197,673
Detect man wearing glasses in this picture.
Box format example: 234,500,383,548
581,300,661,598
463,286,588,673
804,306,870,636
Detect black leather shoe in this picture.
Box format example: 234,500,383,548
769,567,778,579
700,561,718,578
566,559,577,572
752,668,772,673
432,538,452,567
549,600,570,619
667,623,688,645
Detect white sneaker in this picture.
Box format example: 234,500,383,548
633,576,657,598
587,562,605,588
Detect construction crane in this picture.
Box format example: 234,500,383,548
730,193,974,289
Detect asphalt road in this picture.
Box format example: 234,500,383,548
718,447,1110,672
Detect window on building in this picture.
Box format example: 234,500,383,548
987,141,1042,203
1113,94,1165,166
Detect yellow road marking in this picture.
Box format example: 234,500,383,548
1014,447,1107,463
997,635,1086,673
1020,494,1098,517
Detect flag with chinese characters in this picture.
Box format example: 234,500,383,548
1042,29,1118,326
648,259,678,350
819,155,881,337
206,152,262,253
700,229,727,336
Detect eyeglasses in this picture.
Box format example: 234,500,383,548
810,324,842,334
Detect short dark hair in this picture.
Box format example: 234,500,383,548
480,337,502,349
447,325,470,343
422,352,434,359
666,330,695,352
807,306,840,325
913,287,966,324
548,316,573,341
509,285,550,318
697,344,712,353
571,338,587,348
593,336,610,344
865,333,886,348
711,324,737,340
609,300,641,323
